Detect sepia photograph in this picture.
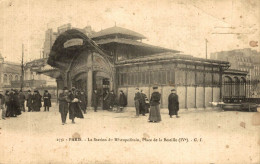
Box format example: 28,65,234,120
0,0,259,163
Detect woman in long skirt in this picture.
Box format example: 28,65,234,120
148,87,161,123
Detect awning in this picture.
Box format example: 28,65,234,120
47,29,110,69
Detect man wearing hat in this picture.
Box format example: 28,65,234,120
18,90,26,112
134,88,142,117
118,90,127,112
0,89,6,120
32,90,42,112
43,90,52,112
26,90,33,112
168,89,180,118
148,86,162,122
58,87,70,125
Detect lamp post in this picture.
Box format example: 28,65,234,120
20,44,24,91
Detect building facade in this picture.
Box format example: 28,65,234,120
210,48,260,80
42,26,247,109
0,52,21,89
211,49,260,97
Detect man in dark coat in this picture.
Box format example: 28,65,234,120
103,90,110,110
68,88,84,124
4,91,10,117
118,90,127,112
13,90,22,115
43,90,51,112
134,88,142,117
107,90,116,111
92,90,98,112
0,89,6,120
32,90,42,112
18,90,26,112
58,87,70,125
6,89,21,117
140,90,147,116
168,89,180,118
79,90,87,114
26,90,33,112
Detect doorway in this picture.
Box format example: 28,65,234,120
95,76,110,109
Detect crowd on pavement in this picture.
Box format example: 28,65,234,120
0,86,180,125
57,86,179,125
0,89,52,120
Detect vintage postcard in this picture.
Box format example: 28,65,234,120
0,0,259,163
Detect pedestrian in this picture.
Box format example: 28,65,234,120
148,86,161,123
92,89,98,112
0,89,6,120
58,87,70,125
144,97,150,114
26,90,33,112
140,90,147,116
32,90,42,112
103,90,110,110
68,87,84,124
134,88,142,117
79,90,87,114
18,90,26,112
6,89,21,117
108,90,116,111
118,90,127,112
43,90,52,112
13,90,21,115
4,90,10,117
168,89,180,118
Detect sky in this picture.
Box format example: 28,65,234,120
0,0,259,63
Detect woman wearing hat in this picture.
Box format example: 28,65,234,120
148,87,162,122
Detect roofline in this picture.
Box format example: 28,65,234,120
95,38,180,53
115,55,230,67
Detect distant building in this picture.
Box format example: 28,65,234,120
0,52,21,89
210,48,260,80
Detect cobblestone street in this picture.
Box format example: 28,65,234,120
0,105,259,164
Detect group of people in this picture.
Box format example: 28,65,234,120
134,87,179,123
58,87,86,125
25,89,52,112
92,89,127,113
0,89,53,120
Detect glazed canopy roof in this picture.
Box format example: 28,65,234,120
47,29,108,68
91,26,146,40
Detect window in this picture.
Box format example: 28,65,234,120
138,72,142,84
205,72,212,85
9,74,13,82
4,74,7,83
150,72,154,84
161,71,166,85
187,71,195,85
213,73,220,85
175,70,185,85
15,75,19,81
145,72,149,84
196,72,204,85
